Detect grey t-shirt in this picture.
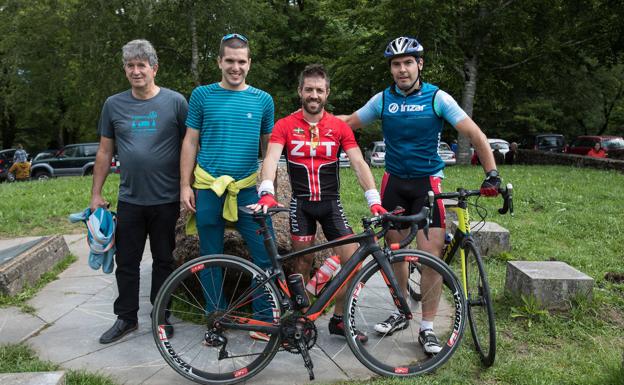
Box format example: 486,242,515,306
98,87,188,205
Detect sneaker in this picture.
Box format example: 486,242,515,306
374,313,408,335
418,329,442,354
249,331,271,342
329,316,368,344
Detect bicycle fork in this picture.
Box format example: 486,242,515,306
375,250,413,319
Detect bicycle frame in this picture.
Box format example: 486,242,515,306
441,199,474,297
220,213,414,331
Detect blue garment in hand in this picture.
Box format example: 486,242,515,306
68,207,117,274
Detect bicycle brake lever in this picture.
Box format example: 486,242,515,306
423,221,430,241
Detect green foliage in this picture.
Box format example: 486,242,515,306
0,344,118,385
2,0,624,152
510,294,550,327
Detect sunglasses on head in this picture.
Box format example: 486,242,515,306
221,33,248,43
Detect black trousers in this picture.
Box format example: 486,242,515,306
113,201,179,322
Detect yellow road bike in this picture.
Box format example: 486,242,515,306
407,184,513,367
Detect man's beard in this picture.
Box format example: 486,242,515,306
302,98,325,115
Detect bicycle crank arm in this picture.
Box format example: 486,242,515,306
297,335,315,380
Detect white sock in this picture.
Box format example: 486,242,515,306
420,320,433,331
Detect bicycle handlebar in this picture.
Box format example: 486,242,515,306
364,206,430,249
239,206,290,217
243,203,430,249
427,183,514,216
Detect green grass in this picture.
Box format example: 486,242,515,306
0,175,119,237
0,343,117,385
1,166,623,384
339,164,624,384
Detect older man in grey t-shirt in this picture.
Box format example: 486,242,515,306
91,39,188,344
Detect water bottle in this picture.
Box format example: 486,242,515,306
306,255,341,296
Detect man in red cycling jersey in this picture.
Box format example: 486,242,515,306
251,64,385,344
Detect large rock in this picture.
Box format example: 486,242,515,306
505,261,594,310
174,164,329,276
446,220,510,256
0,236,69,296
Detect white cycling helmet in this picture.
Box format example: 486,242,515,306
384,36,424,59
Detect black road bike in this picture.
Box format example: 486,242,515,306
152,206,466,384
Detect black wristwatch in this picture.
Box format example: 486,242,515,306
259,191,272,197
485,169,499,178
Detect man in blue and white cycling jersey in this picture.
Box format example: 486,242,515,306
339,36,501,355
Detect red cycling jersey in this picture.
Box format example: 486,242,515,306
270,110,358,201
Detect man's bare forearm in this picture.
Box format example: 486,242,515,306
180,129,199,187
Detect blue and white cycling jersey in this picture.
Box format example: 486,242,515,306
356,82,467,178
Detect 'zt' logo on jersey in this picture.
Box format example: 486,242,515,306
291,140,336,157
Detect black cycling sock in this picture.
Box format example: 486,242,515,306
332,314,343,321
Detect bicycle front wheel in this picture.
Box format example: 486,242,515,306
344,250,466,376
152,254,282,385
464,241,496,366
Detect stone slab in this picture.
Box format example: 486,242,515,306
0,235,70,296
0,306,47,344
0,371,65,385
447,220,511,256
505,261,594,310
0,236,45,251
0,238,45,265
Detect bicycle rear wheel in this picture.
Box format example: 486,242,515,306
344,250,466,376
152,255,282,385
464,241,496,366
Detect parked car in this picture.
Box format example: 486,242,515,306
30,142,101,180
0,148,17,182
566,135,624,158
488,138,510,156
110,155,121,174
32,149,58,162
438,141,456,166
528,134,566,152
364,141,386,167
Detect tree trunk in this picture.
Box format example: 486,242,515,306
457,54,479,165
189,2,200,87
1,112,17,148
